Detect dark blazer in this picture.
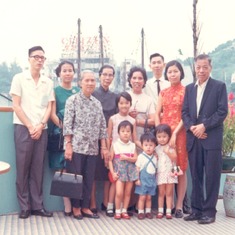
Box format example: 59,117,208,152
182,77,228,152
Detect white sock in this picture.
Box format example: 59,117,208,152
107,203,114,210
115,209,121,214
138,209,144,214
145,208,151,213
158,207,164,213
166,208,171,214
122,208,127,213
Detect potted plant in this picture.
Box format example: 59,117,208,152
222,92,235,172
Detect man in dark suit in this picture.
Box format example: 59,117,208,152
182,54,228,224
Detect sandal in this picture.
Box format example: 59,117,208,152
121,212,130,219
156,212,164,219
166,213,172,219
114,213,121,220
106,209,114,217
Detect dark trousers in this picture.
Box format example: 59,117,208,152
66,153,97,208
188,139,222,217
14,124,47,211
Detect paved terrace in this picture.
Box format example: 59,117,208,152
0,199,234,235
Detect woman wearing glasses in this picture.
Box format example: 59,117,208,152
90,65,118,216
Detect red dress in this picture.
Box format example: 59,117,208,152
160,84,188,171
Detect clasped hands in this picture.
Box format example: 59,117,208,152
190,123,207,139
28,124,43,140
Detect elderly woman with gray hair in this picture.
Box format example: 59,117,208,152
63,70,108,220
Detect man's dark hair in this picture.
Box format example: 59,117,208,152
149,53,164,62
28,46,44,57
195,54,212,66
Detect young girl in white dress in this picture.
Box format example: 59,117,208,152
109,120,138,220
155,124,177,219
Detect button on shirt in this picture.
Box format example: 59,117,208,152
63,92,107,155
9,70,54,127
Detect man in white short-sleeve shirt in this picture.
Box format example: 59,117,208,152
144,53,170,109
9,46,54,219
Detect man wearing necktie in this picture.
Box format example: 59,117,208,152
144,53,170,109
182,54,228,224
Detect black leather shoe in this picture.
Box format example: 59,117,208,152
184,213,202,221
183,205,192,214
90,208,98,214
31,209,53,217
101,203,107,211
73,214,83,220
106,209,114,217
82,211,100,219
19,210,30,219
198,216,215,224
64,211,73,216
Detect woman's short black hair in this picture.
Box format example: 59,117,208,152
115,91,132,107
155,123,171,138
164,60,185,81
55,60,75,77
118,120,133,134
140,133,157,145
127,66,148,88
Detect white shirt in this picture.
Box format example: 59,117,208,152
128,90,155,140
195,78,209,117
144,76,170,108
10,70,54,126
135,152,157,174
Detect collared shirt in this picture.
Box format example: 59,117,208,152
195,78,209,117
9,70,54,127
63,92,107,155
144,76,170,108
92,86,117,126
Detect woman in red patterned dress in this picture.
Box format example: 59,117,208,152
155,60,188,219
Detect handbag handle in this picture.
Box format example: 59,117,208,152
59,160,79,179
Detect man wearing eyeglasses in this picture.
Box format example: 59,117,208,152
10,46,54,219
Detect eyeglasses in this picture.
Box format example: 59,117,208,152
30,55,46,61
101,73,114,77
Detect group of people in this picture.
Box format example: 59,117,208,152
10,46,228,226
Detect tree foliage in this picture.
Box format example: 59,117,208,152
0,61,22,94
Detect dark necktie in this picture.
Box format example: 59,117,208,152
156,80,161,95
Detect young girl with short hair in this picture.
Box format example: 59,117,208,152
109,120,138,219
155,124,177,219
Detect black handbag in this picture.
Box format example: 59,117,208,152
47,120,64,152
50,168,83,199
144,118,156,136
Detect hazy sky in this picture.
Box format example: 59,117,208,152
1,0,235,68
